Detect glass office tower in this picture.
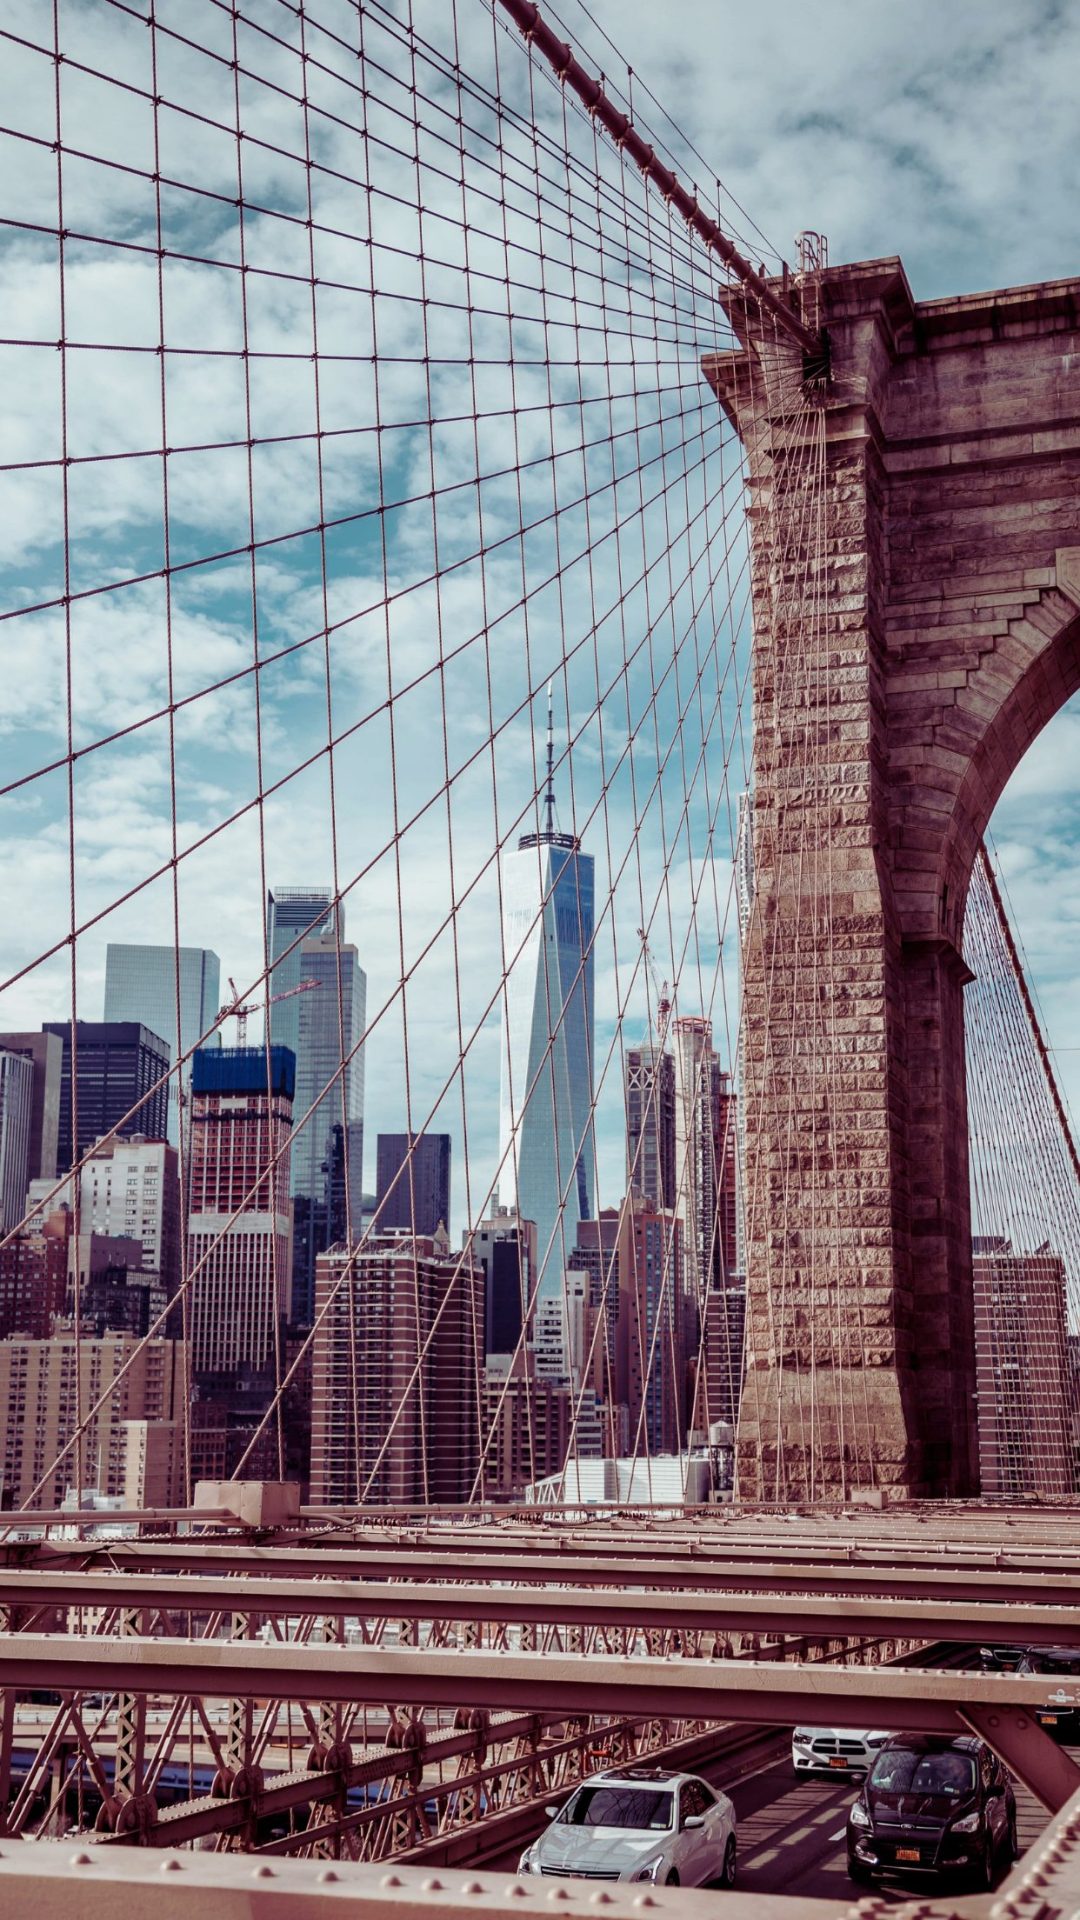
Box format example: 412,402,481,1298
265,890,337,1060
267,889,365,1324
43,1022,171,1173
0,1050,33,1232
104,945,221,1146
375,1132,451,1236
187,1046,295,1376
497,696,595,1336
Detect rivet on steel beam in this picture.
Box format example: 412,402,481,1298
631,1898,657,1911
382,1875,404,1888
160,1858,183,1871
423,1878,445,1892
251,1865,275,1878
589,1895,615,1906
504,1885,527,1898
548,1892,572,1903
317,1870,341,1882
69,1854,93,1867
463,1883,486,1894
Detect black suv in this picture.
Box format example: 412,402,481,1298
979,1643,1080,1737
846,1734,1016,1888
1015,1646,1080,1740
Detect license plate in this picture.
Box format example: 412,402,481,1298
896,1847,920,1863
1040,1714,1059,1726
828,1756,849,1768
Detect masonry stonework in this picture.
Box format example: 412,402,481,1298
705,259,1080,1499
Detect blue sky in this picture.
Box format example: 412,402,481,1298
544,0,1080,1139
0,0,1075,1234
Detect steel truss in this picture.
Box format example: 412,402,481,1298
5,1502,1080,1854
0,1604,920,1849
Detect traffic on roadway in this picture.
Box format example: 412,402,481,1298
492,1732,1052,1897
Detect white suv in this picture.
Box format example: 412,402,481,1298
518,1766,737,1888
792,1728,892,1776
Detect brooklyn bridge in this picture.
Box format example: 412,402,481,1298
0,0,1077,1914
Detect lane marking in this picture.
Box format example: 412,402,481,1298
829,1828,846,1841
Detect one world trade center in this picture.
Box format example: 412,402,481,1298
497,690,595,1360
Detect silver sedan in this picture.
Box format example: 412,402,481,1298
517,1765,737,1888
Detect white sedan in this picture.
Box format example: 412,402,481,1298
792,1727,892,1776
518,1765,737,1888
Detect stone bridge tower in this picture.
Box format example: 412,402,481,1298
705,259,1080,1499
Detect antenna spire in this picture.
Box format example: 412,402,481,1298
544,681,556,835
517,679,577,851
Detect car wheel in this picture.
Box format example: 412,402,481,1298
976,1837,995,1889
848,1855,873,1886
665,1868,680,1886
1007,1811,1019,1862
720,1837,737,1888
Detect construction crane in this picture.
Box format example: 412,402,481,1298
636,928,671,1045
217,975,322,1049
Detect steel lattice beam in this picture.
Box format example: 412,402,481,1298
2,1638,1078,1808
16,1538,1080,1607
4,1566,1080,1649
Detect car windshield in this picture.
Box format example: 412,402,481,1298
562,1785,674,1831
869,1750,976,1796
1031,1650,1080,1673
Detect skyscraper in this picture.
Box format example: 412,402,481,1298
671,1016,732,1302
0,1204,69,1339
79,1135,181,1303
266,889,365,1326
0,1332,185,1509
616,1197,687,1458
468,1204,536,1361
310,1228,483,1505
187,1046,294,1377
497,691,595,1337
713,1068,738,1285
700,1281,746,1431
0,1030,62,1187
625,1042,675,1210
103,945,221,1147
568,1208,621,1395
375,1132,451,1236
43,1022,170,1174
265,886,336,1060
479,1362,571,1501
973,1238,1075,1497
0,1050,34,1232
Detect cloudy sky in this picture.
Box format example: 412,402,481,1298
0,0,1075,1237
561,0,1080,1118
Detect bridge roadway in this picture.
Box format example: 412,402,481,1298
479,1730,1057,1897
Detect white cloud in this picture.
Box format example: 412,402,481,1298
551,0,1078,299
0,0,1074,1245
